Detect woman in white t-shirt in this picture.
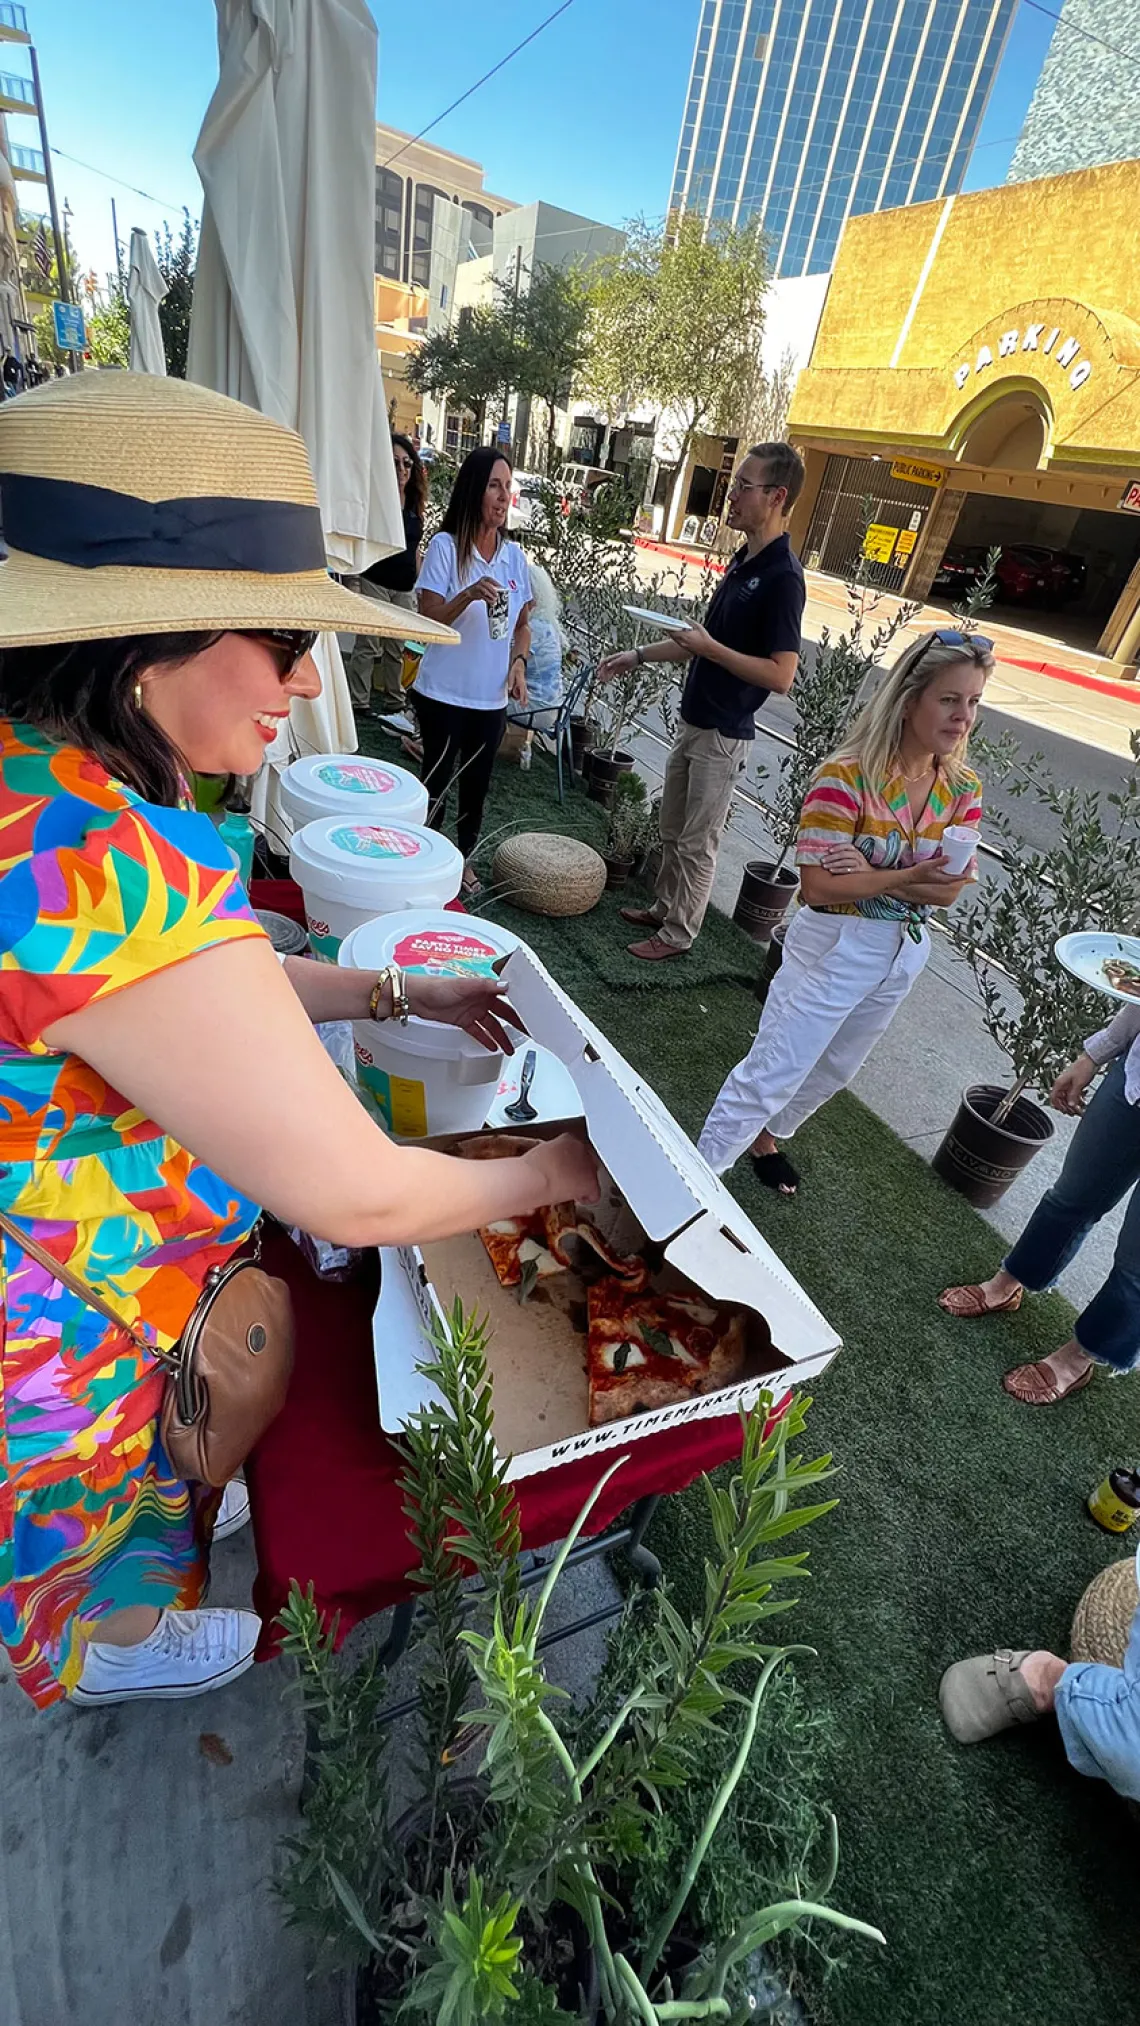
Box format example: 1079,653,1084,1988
415,448,533,893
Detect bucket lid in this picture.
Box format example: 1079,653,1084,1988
342,910,523,1060
339,910,521,979
281,753,428,823
290,818,463,911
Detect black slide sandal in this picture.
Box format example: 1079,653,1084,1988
750,1150,800,1195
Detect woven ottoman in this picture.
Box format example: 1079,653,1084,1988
492,832,606,917
1070,1553,1139,1668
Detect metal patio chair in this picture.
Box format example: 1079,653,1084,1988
507,658,594,804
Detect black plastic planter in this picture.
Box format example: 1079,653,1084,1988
587,749,636,807
933,1083,1055,1208
603,853,636,889
733,860,798,943
569,717,596,777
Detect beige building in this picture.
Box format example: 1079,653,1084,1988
371,124,515,438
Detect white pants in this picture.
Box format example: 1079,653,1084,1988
698,908,930,1174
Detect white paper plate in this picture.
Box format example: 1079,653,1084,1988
621,604,692,634
1054,931,1140,1004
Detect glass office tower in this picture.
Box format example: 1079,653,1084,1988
671,0,1017,278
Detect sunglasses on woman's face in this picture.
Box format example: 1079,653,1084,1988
243,629,319,677
393,455,414,471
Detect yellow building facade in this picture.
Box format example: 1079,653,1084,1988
787,159,1140,671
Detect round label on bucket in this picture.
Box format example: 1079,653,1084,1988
328,824,424,860
315,761,398,795
392,928,502,978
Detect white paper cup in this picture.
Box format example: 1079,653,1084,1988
939,825,978,876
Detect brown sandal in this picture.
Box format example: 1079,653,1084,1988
1001,1358,1095,1405
938,1282,1023,1319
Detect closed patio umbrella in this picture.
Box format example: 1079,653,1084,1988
188,0,408,774
127,227,168,376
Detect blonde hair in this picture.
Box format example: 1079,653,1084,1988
833,631,994,790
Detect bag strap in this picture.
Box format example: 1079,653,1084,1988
0,1205,150,1353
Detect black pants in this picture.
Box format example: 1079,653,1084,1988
414,691,506,861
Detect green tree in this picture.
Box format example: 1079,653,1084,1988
586,212,770,524
85,284,130,367
406,304,515,444
504,260,592,475
154,211,197,379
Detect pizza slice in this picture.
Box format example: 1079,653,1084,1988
586,1279,747,1426
456,1133,647,1293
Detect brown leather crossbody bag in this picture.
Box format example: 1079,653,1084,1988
0,1212,295,1488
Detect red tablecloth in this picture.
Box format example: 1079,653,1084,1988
246,1226,752,1657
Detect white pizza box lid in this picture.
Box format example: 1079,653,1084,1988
371,941,841,1478
289,817,462,912
280,753,429,830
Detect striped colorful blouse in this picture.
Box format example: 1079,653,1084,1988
796,753,983,926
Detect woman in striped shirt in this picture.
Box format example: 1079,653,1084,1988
698,630,993,1194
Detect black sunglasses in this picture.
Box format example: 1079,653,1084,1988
243,629,318,677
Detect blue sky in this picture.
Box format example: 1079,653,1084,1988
16,0,1056,289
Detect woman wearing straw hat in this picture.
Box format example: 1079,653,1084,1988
0,373,599,1710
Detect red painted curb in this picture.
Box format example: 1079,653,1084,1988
1005,657,1140,705
634,535,727,574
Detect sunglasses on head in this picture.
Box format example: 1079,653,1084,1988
243,629,318,677
927,628,994,655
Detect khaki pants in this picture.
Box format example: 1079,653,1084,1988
651,721,747,950
347,583,417,711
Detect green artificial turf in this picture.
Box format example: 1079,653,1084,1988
364,731,1140,2026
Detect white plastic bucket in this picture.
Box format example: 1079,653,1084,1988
339,911,522,1137
289,819,463,961
280,753,428,833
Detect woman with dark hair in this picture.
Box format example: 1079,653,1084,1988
0,374,598,1710
414,446,533,894
348,431,426,721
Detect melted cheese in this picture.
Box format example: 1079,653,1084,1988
602,1341,646,1371
517,1238,561,1276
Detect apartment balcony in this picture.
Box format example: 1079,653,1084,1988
0,5,30,45
9,142,44,182
0,69,34,114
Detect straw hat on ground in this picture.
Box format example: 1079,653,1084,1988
1070,1550,1140,1668
0,372,456,650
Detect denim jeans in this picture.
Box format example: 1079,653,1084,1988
1004,1058,1140,1371
1056,1559,1140,1802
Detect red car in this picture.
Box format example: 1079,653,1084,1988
934,543,1086,606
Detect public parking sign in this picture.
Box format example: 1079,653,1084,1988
52,301,86,352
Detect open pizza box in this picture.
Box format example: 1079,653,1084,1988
372,943,842,1480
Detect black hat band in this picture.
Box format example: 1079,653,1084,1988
0,472,327,574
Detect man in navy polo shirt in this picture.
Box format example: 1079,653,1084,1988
598,441,805,960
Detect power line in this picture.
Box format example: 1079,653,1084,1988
1018,0,1140,74
48,146,187,216
381,0,577,169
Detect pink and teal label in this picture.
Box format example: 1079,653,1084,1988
328,824,424,860
304,914,342,961
315,762,398,795
391,928,501,978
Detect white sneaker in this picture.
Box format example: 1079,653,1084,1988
71,1607,261,1705
214,1477,251,1542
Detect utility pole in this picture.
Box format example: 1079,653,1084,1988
28,43,69,304
111,198,123,289
500,242,523,439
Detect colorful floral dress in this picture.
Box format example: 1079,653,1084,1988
0,720,267,1706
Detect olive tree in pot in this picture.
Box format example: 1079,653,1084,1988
936,730,1140,1207
735,583,918,947
277,1304,882,2024
603,772,658,889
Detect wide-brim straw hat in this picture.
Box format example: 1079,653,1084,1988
0,372,457,650
1070,1548,1140,1668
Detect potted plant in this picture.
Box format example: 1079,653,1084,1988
736,537,921,948
936,729,1140,1206
603,772,658,889
277,1306,883,2023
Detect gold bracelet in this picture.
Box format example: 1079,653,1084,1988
368,965,411,1025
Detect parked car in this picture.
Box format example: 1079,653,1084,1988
556,463,615,513
933,541,1087,606
506,470,548,532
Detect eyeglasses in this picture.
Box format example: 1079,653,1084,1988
926,628,994,655
728,476,783,497
244,629,318,677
